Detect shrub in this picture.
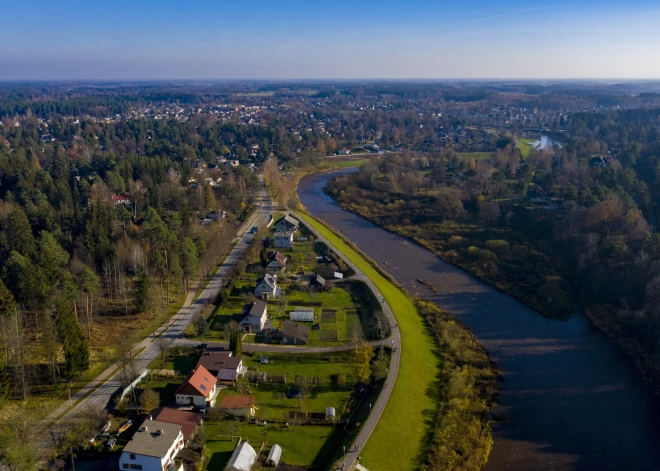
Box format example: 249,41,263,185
447,235,470,248
466,246,480,259
477,249,497,262
485,239,510,255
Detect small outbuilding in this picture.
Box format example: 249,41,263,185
266,444,282,467
326,407,336,420
225,440,257,471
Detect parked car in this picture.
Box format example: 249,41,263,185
196,343,209,350
105,438,116,450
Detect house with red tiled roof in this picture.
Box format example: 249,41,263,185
150,407,204,442
175,365,218,408
112,193,132,208
219,395,257,418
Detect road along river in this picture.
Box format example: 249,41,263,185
298,169,660,471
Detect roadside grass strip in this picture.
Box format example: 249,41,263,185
297,212,439,470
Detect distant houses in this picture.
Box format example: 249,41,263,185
112,193,132,209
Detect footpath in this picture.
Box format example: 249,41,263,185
291,211,401,471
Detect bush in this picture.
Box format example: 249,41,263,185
485,239,510,255
477,249,497,262
466,246,480,259
447,236,470,248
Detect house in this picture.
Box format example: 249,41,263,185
338,147,351,155
196,352,246,382
239,300,268,333
230,160,240,167
265,252,287,274
224,440,257,471
119,419,184,471
281,320,310,345
309,274,328,291
255,274,280,299
175,365,219,408
150,407,203,443
219,395,257,418
273,231,294,249
112,193,132,209
274,215,300,233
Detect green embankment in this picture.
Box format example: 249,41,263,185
296,212,438,470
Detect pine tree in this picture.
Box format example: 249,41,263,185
134,266,151,313
229,332,242,356
54,300,89,378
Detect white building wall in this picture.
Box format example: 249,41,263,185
175,394,207,407
119,430,184,471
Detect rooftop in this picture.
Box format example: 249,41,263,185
175,365,217,398
123,419,182,458
220,395,255,409
197,351,243,373
151,407,203,441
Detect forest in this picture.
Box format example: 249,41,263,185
0,111,265,468
326,107,660,392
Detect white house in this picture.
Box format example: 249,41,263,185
119,419,184,471
239,300,268,333
274,215,299,233
255,274,279,299
273,231,294,249
175,365,218,408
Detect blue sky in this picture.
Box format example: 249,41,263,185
1,0,659,79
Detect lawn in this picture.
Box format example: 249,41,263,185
295,211,439,470
147,347,200,374
205,422,336,468
517,136,535,158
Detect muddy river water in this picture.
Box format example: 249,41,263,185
298,169,660,471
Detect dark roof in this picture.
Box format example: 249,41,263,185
175,365,216,398
248,300,268,318
151,407,203,441
282,320,310,343
196,352,243,374
276,214,299,228
256,274,277,290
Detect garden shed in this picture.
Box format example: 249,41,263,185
290,307,315,322
225,440,257,471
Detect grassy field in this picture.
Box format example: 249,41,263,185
517,137,535,158
295,212,439,470
322,158,369,168
205,422,335,468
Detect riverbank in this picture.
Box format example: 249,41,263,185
298,169,660,471
295,209,498,470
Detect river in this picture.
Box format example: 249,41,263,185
298,169,660,471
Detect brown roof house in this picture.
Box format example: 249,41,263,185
239,300,268,333
119,419,184,471
281,320,310,345
150,407,204,442
196,351,246,382
266,252,287,274
175,365,218,408
219,395,257,419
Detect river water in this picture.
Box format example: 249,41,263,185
298,169,660,471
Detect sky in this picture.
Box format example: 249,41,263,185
1,0,660,80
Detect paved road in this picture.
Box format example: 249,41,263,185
290,211,401,471
48,189,272,418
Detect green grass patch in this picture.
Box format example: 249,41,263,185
204,436,238,470
295,212,439,470
517,137,535,158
